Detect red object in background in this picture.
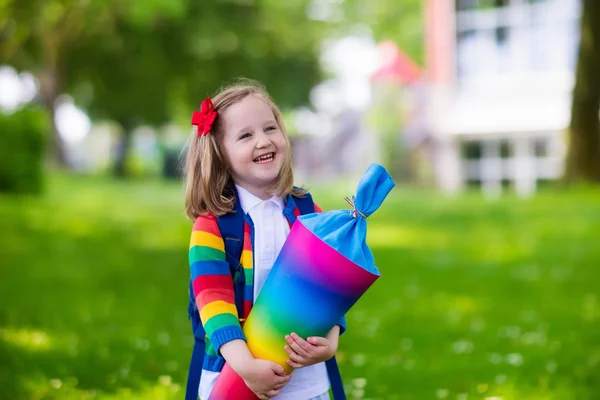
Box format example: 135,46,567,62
371,40,421,85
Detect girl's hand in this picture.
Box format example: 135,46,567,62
284,332,338,368
239,359,291,400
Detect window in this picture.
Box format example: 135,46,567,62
456,0,508,11
462,141,482,160
533,138,549,157
500,140,513,158
455,0,581,79
466,179,483,188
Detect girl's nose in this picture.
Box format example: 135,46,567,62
255,131,272,148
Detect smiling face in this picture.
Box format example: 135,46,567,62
219,95,289,200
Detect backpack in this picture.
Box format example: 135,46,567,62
185,192,346,400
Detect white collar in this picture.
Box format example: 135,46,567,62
235,184,284,214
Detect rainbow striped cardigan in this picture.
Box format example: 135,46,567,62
189,196,324,372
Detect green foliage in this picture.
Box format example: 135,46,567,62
334,0,424,65
1,0,330,172
1,0,326,126
1,0,425,127
0,106,48,194
1,175,600,399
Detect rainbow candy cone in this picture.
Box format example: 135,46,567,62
209,164,395,400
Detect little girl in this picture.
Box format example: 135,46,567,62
184,80,346,400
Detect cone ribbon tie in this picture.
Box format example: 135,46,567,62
344,196,367,219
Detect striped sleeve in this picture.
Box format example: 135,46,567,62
189,214,245,352
313,201,346,335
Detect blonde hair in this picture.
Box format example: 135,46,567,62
183,79,306,220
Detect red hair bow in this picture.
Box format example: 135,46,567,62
191,97,217,137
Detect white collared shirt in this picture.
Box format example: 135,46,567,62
235,185,290,300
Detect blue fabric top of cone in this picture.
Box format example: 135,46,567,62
299,163,395,274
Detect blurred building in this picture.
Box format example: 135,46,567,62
425,0,581,195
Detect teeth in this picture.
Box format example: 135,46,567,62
254,153,274,163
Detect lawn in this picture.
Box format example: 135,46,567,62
1,174,599,400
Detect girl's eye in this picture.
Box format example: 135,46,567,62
266,126,277,132
239,133,251,140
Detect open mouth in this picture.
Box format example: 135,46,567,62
253,152,275,164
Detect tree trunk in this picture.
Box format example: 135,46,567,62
39,67,69,167
565,0,600,182
113,118,136,178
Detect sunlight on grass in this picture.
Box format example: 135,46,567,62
2,175,600,399
0,328,53,352
100,375,181,400
22,375,181,400
367,224,451,249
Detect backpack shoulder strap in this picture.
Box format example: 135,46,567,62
185,331,205,400
294,190,316,215
326,356,346,400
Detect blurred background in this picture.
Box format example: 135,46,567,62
1,0,599,399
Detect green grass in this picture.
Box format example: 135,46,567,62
1,175,599,400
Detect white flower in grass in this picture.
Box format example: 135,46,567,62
470,318,485,332
499,325,521,339
446,310,462,325
353,310,366,323
166,361,179,371
351,353,367,367
519,309,538,323
401,338,413,351
158,375,172,386
521,331,546,346
157,332,170,345
494,374,507,384
436,389,449,399
51,379,62,389
364,319,379,338
457,393,468,400
68,343,79,357
505,353,523,367
452,340,473,354
477,383,489,393
487,353,503,365
549,265,572,281
353,378,367,388
135,338,150,351
120,366,130,378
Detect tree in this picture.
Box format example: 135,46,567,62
565,0,600,182
332,0,424,63
0,0,114,166
2,0,327,174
